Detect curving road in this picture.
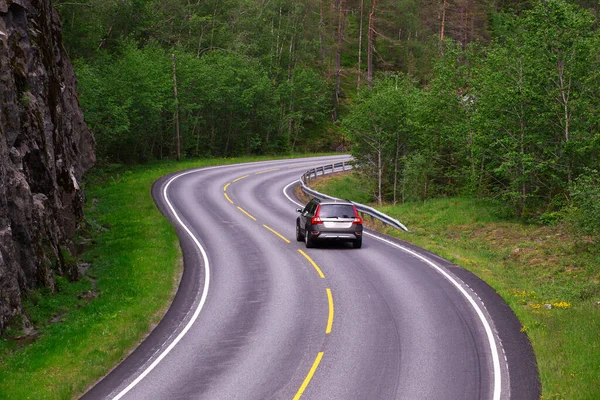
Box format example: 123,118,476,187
82,155,539,400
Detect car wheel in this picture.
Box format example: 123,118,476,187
296,223,304,242
353,237,362,249
305,228,314,248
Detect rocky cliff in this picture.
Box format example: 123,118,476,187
0,0,95,333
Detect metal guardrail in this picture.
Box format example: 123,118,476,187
299,161,409,232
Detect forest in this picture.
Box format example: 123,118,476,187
57,0,600,226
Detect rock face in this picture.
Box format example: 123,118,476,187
0,0,95,333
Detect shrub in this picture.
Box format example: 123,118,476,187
566,170,600,238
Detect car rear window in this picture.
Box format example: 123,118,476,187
319,204,355,218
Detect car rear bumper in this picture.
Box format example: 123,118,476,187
312,231,361,240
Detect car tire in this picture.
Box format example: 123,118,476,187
296,223,304,242
353,237,362,249
305,228,314,248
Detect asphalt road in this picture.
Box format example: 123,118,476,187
82,155,540,400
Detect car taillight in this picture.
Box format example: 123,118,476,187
352,206,363,225
311,205,323,225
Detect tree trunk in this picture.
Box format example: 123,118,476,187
556,59,572,183
520,119,526,218
276,7,284,67
333,0,346,121
319,0,326,58
367,0,376,88
171,54,181,161
393,131,400,204
288,8,296,78
460,3,469,48
469,128,475,186
210,121,216,155
595,0,599,32
357,0,364,91
377,144,383,206
440,0,447,42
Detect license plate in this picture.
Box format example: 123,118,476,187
323,221,352,229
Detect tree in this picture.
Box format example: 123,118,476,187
472,1,600,216
343,78,413,204
277,67,329,151
76,41,172,163
175,51,279,157
367,0,376,87
523,0,597,184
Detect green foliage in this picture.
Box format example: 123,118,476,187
175,50,280,157
338,0,600,222
76,41,172,163
276,67,330,152
343,76,416,204
470,0,600,217
63,0,600,219
413,41,478,196
401,151,435,202
62,0,336,163
567,170,600,237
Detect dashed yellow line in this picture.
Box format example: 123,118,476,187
233,175,249,182
298,250,325,279
263,225,290,243
288,162,319,169
326,288,334,334
255,168,280,174
237,206,256,221
293,352,324,400
222,172,332,399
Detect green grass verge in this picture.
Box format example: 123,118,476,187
312,173,600,400
0,155,323,399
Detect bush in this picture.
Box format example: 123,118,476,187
401,152,435,202
566,170,600,237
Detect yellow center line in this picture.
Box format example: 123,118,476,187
224,193,234,204
288,162,320,168
223,183,230,192
255,168,280,174
298,250,325,279
232,175,249,182
237,206,257,221
263,225,290,243
293,352,324,400
326,288,334,334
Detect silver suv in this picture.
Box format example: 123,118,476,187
296,198,363,248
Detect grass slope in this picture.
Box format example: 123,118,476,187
311,172,600,400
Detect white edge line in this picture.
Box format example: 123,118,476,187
112,169,211,399
364,232,502,400
112,157,335,398
283,179,502,400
